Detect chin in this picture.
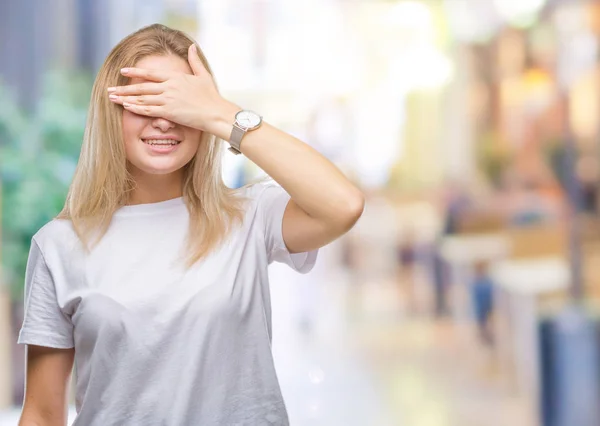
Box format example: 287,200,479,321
144,167,181,175
142,164,185,175
128,159,186,177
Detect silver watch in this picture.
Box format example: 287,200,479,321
228,110,263,155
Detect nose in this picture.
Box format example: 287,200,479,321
151,117,176,132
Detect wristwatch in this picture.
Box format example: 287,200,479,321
228,110,263,155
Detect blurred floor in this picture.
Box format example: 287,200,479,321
270,257,532,426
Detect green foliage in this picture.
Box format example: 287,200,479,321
477,130,513,188
0,70,92,300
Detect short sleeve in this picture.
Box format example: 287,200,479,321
17,238,74,349
256,183,318,274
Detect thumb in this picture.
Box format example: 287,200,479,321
188,44,207,77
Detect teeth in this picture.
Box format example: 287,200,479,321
143,139,180,146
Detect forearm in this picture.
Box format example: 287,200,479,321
210,102,364,226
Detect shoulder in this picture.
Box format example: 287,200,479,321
234,181,290,227
32,218,79,252
237,180,287,205
238,180,280,198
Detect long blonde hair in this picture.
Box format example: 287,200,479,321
58,23,249,267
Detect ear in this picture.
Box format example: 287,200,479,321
188,44,208,77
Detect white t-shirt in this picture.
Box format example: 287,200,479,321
17,183,318,426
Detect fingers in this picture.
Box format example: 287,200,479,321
121,102,164,117
108,94,165,106
188,44,208,77
120,67,171,82
108,82,164,96
110,92,166,118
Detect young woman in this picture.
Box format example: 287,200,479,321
17,24,364,425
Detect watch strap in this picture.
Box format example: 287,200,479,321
228,122,246,155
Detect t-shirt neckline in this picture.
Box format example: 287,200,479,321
114,196,185,217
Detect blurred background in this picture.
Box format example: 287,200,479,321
2,0,600,425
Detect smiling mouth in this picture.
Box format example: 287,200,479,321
141,139,182,146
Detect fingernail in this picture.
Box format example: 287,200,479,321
121,68,130,74
123,102,131,107
109,94,118,100
107,87,116,93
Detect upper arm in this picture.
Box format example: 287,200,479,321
255,182,362,260
18,238,74,349
281,200,331,254
19,344,75,426
282,198,362,254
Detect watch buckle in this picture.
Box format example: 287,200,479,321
228,145,242,155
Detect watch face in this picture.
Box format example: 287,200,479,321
235,110,262,129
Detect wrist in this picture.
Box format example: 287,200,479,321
209,101,241,141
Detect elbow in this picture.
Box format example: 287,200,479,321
18,417,49,426
339,190,365,231
19,410,64,426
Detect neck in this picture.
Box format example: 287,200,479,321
127,168,184,205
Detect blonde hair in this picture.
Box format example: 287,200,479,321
57,23,250,267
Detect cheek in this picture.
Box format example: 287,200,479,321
183,129,203,151
122,110,147,142
191,129,203,142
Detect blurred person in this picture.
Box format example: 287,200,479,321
16,24,364,426
576,155,600,215
395,229,420,315
430,240,450,318
429,182,471,318
470,261,494,346
441,180,471,235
